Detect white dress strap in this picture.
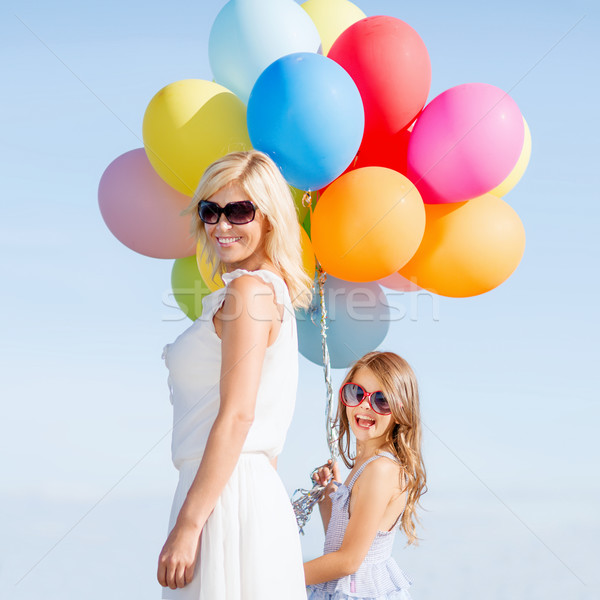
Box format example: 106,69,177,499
198,268,290,326
221,268,288,306
198,287,227,322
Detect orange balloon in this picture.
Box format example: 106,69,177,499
312,167,425,282
399,194,525,297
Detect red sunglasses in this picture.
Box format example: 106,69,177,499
340,382,391,415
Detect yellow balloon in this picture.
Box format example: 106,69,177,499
490,118,531,197
196,241,224,292
301,0,366,55
143,79,251,196
300,227,316,278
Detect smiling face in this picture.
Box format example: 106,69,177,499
345,367,397,449
204,184,271,271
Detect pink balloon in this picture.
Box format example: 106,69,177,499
98,149,196,258
407,83,524,204
377,272,421,292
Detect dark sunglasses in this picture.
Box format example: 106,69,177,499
340,382,391,415
198,200,256,225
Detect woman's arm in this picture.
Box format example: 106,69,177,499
157,275,277,590
304,458,400,586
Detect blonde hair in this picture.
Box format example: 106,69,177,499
185,151,313,310
337,351,427,545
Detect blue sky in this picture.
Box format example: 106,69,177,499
1,0,598,598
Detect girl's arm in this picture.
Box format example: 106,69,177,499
157,275,276,590
313,460,341,533
304,458,401,586
317,489,333,535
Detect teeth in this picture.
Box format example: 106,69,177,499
217,237,240,243
356,415,375,427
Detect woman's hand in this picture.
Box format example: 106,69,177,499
313,459,341,497
157,521,202,589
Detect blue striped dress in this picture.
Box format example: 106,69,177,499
306,452,413,600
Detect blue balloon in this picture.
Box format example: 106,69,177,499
296,276,390,369
209,0,321,104
247,52,364,191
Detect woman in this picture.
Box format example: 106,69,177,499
158,150,313,599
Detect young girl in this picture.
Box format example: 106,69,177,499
304,351,426,599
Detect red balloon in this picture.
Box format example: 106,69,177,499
352,117,418,176
319,117,418,199
328,16,430,147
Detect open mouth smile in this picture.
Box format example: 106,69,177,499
216,236,242,246
355,414,376,429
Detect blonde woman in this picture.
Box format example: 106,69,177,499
158,151,312,599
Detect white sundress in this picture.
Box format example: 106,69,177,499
161,268,307,600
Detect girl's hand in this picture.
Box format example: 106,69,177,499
157,521,202,589
312,459,341,494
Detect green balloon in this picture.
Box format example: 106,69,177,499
290,185,310,223
302,209,312,238
171,255,212,321
294,188,318,237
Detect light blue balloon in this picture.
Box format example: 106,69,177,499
247,52,365,191
296,276,390,369
209,0,321,104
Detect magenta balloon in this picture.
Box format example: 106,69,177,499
407,83,524,204
98,149,196,258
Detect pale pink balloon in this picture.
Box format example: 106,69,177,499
98,149,196,258
377,272,421,292
407,83,524,204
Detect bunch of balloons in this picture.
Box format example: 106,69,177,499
98,0,530,368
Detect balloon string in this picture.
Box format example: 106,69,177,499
292,191,338,534
301,190,312,209
317,261,339,462
301,189,337,458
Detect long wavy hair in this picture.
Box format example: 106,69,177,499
184,150,313,310
337,351,427,545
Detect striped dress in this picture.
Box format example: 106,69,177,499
306,451,413,600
